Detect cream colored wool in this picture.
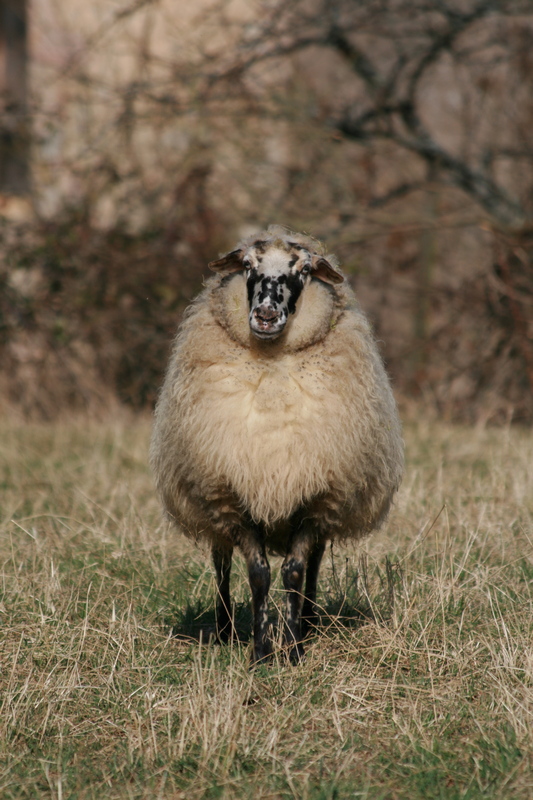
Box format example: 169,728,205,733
150,232,403,555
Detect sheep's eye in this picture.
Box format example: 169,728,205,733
301,264,311,275
243,258,252,270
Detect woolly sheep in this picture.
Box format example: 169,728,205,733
150,226,404,664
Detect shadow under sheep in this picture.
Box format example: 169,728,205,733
168,555,401,647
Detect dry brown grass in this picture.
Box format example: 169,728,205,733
1,414,532,798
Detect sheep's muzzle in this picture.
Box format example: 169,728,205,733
250,305,287,340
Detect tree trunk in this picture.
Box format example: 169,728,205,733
0,0,30,194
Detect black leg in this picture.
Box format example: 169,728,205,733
212,543,234,643
281,535,317,664
241,533,272,665
301,541,325,635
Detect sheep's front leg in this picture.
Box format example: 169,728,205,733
212,543,234,643
281,535,313,664
241,533,272,665
301,540,325,635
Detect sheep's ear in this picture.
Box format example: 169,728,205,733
311,256,344,285
208,249,244,273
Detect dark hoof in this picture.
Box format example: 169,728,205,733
301,610,320,637
216,620,238,644
288,643,305,665
250,643,273,668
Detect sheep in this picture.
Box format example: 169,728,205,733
150,226,404,665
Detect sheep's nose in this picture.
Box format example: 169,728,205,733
253,306,279,322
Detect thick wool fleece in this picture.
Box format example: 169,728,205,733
150,262,404,555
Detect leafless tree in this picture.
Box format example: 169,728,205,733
4,0,533,420
207,0,533,225
0,0,29,193
202,0,533,417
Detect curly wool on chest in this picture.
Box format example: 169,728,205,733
179,350,365,524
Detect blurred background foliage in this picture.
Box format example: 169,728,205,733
1,0,533,422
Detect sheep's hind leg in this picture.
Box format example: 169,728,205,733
301,540,325,635
241,533,272,665
213,543,234,643
281,536,313,664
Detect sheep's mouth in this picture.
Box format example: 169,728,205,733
250,307,287,340
252,327,284,340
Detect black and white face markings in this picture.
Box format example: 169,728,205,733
243,242,312,340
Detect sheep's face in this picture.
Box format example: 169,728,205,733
245,244,311,340
209,238,343,341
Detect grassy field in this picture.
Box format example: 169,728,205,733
1,414,532,799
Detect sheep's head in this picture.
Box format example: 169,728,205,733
209,235,343,341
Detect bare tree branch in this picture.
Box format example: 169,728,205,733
211,0,532,228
